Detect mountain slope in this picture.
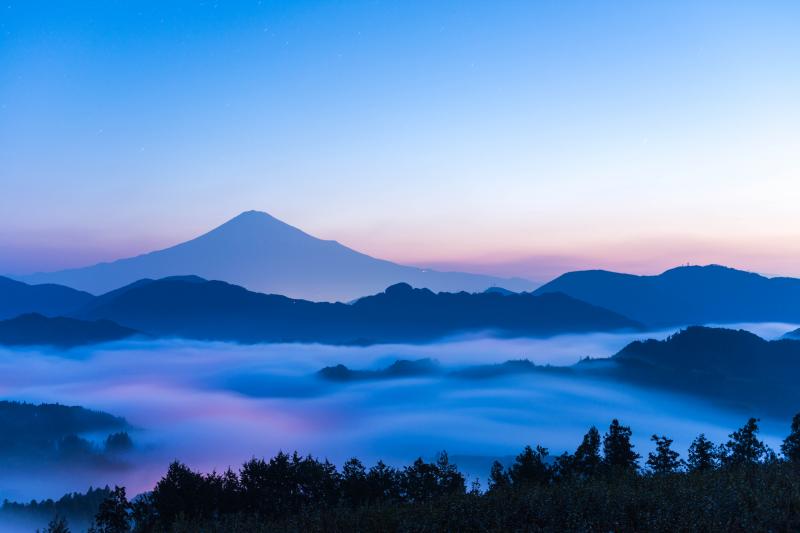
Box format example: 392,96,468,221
76,277,641,344
18,211,536,301
578,326,800,416
0,276,94,320
533,264,800,327
0,314,139,348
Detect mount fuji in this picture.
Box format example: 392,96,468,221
18,211,536,301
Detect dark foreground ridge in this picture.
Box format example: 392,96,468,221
9,416,800,532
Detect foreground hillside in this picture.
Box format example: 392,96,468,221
10,416,800,532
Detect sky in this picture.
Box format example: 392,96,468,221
1,0,799,279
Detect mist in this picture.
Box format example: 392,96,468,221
0,325,795,504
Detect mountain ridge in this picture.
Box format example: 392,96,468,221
72,276,642,345
533,264,800,327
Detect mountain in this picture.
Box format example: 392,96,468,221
785,328,800,340
533,264,800,327
17,211,536,301
311,326,800,417
75,276,641,345
0,314,140,348
579,326,800,417
0,276,93,320
0,400,130,465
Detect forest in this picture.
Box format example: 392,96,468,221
7,414,800,532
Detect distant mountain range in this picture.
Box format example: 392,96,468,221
534,264,800,327
0,276,93,320
0,314,139,348
71,277,640,345
17,211,536,301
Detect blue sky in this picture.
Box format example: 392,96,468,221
1,1,799,278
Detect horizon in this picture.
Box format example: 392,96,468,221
2,208,786,285
3,1,800,279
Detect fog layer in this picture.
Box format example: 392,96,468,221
0,325,795,502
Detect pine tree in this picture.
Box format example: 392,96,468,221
722,418,767,466
647,435,682,474
603,419,640,471
488,460,510,490
88,486,131,533
781,412,800,463
508,445,551,485
687,434,718,472
573,426,602,477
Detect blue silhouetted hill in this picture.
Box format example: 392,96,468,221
534,264,800,327
315,326,800,417
0,400,131,466
75,277,642,344
18,210,536,301
0,276,93,320
0,313,139,348
578,326,800,416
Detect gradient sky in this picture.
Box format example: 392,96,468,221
1,1,799,279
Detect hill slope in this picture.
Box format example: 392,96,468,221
579,326,800,416
18,211,536,301
0,314,139,348
76,277,641,344
0,276,93,320
534,264,800,327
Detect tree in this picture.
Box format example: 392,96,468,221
434,451,466,494
41,516,70,533
508,445,551,485
603,419,639,471
89,486,131,533
341,458,369,505
573,426,603,477
647,435,682,474
150,461,207,526
781,412,800,463
687,434,718,472
722,418,767,466
402,458,441,502
488,460,510,490
366,460,401,502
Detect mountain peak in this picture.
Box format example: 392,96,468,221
16,211,537,300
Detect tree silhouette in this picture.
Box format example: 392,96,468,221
88,486,130,533
509,445,551,485
365,460,401,502
687,434,717,472
341,458,369,505
603,419,639,471
41,516,70,533
722,418,767,466
647,435,682,474
781,412,800,463
488,460,510,490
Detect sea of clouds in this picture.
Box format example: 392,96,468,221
0,323,796,503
